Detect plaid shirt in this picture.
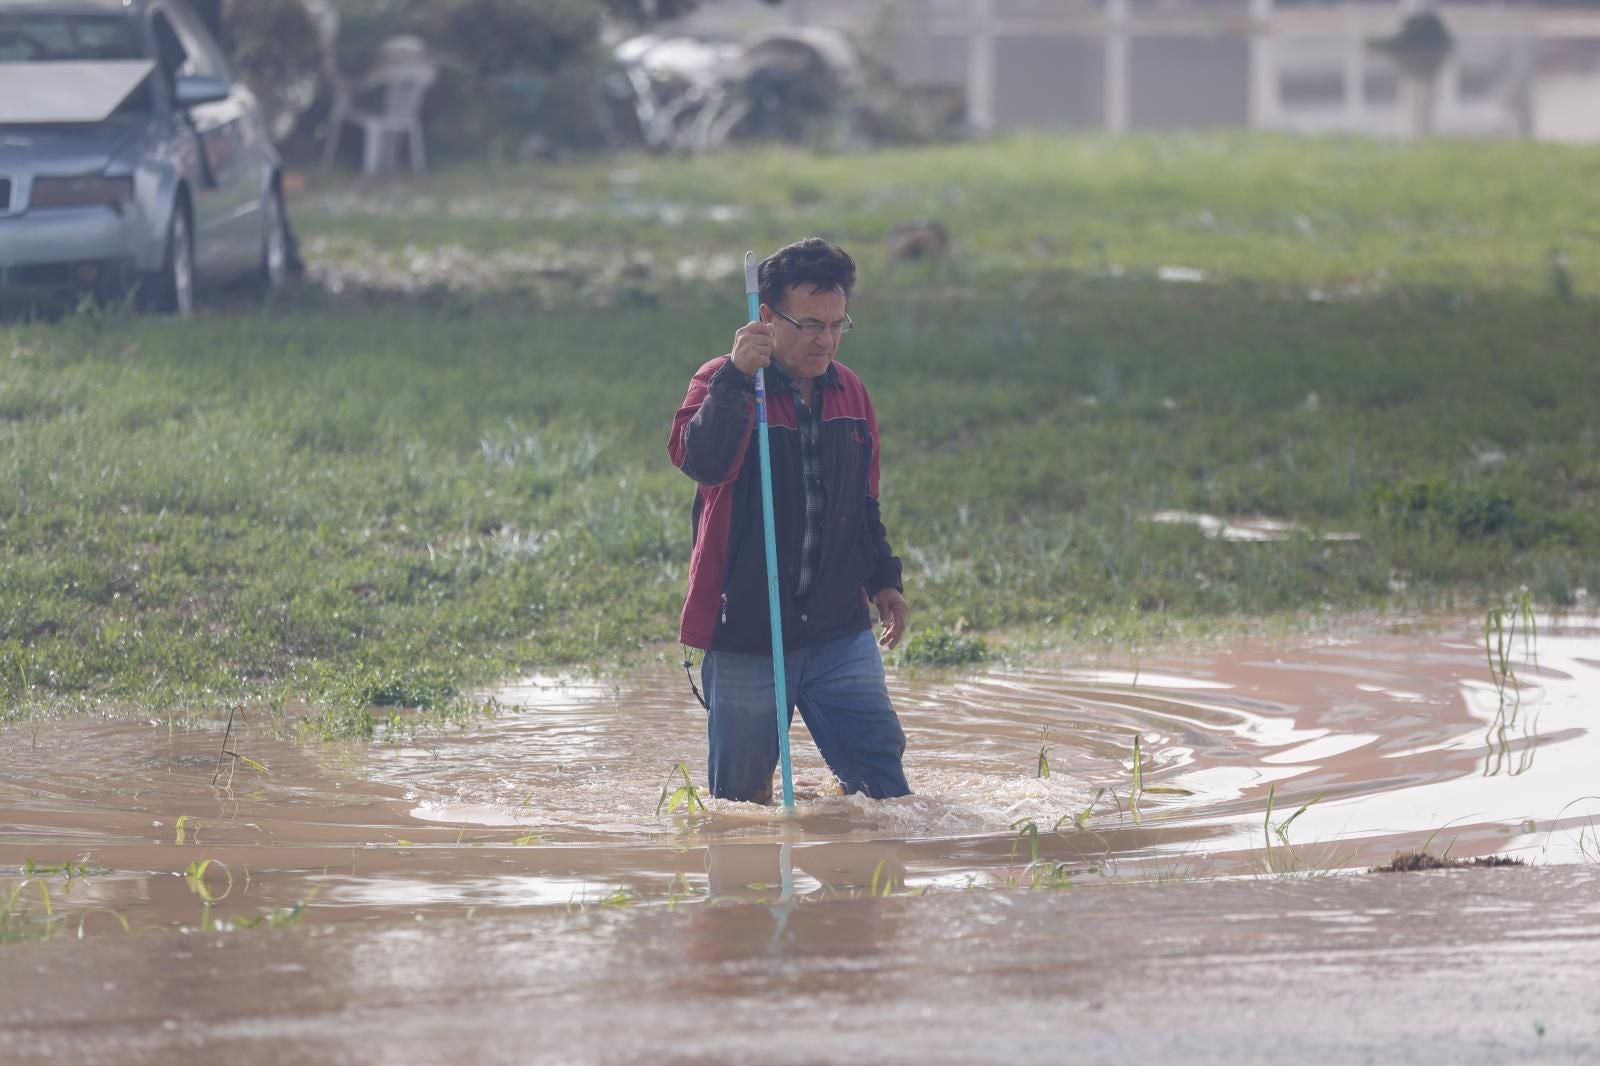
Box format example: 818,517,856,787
770,366,828,600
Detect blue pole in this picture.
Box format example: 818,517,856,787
745,251,795,812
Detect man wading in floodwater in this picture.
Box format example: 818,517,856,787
669,238,912,805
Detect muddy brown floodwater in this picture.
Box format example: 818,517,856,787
3,616,1598,1064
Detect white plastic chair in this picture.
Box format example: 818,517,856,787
322,35,437,176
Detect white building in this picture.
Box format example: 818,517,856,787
668,0,1600,142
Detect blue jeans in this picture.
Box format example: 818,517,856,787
702,628,910,804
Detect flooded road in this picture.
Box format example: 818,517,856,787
2,616,1597,1061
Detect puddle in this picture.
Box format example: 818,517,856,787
1147,509,1362,542
5,617,1599,1062
3,616,1596,938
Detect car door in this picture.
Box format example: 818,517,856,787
149,3,257,278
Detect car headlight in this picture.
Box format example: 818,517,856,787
30,175,135,210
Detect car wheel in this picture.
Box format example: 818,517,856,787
260,184,288,291
143,205,194,316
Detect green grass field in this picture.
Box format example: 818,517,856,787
3,134,1597,728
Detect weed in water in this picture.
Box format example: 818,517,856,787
21,857,96,879
665,872,697,911
1129,734,1145,825
656,762,707,816
1545,796,1600,863
598,888,634,909
1062,787,1108,832
6,860,118,942
229,894,314,931
1266,787,1323,848
1483,591,1541,777
231,903,305,930
1261,784,1320,870
1,880,58,944
1485,589,1538,688
1010,817,1040,864
869,859,901,898
1418,816,1473,860
184,858,233,903
1026,862,1077,891
211,703,266,785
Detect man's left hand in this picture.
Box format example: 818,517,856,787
872,588,909,650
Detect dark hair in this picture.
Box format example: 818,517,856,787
759,238,856,310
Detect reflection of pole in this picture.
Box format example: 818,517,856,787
764,839,795,956
968,0,996,134
1106,0,1129,132
1247,0,1276,129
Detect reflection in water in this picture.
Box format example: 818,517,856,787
1475,678,1543,778
1,616,1597,936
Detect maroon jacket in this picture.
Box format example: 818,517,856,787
669,355,903,653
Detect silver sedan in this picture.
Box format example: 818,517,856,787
0,0,290,315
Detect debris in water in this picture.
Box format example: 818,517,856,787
1370,850,1526,873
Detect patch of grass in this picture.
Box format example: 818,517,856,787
300,702,378,742
1372,479,1520,540
4,134,1599,721
296,135,1600,300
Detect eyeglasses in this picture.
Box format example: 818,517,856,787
771,307,854,337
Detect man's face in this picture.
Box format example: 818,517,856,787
767,284,848,383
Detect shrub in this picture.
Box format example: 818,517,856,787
897,630,991,667
1371,479,1519,540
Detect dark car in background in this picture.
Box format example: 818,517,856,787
0,0,289,314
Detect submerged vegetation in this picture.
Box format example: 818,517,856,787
3,134,1598,722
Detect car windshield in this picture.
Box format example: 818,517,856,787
0,13,154,120
0,13,142,62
